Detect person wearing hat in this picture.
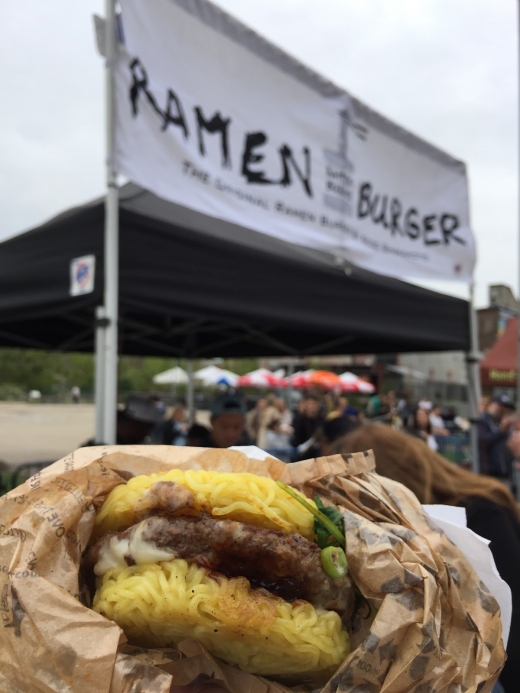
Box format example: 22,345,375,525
186,393,252,449
479,395,516,481
82,395,166,446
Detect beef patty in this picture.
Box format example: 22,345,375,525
88,514,354,616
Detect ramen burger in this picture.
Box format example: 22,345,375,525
87,470,354,681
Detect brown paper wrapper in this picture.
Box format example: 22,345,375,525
0,445,505,692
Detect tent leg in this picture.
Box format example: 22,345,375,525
102,0,119,445
94,306,107,443
187,359,195,425
466,283,482,474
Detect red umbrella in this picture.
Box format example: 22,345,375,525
339,372,375,393
237,369,287,388
287,370,314,388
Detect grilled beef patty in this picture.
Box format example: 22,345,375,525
88,514,354,616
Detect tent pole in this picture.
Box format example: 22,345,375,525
102,0,119,445
187,359,195,424
94,306,107,443
467,283,482,473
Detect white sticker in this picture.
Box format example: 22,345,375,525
70,255,96,296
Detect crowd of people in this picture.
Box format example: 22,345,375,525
97,389,520,484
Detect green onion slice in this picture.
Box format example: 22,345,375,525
321,546,348,578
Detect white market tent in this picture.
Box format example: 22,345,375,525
194,365,239,387
152,366,189,385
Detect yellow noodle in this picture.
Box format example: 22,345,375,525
94,470,316,539
93,559,349,679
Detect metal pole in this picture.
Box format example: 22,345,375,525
102,0,119,444
467,283,482,474
94,306,107,443
187,359,195,424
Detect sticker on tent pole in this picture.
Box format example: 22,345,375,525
70,255,95,296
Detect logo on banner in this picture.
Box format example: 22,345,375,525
70,255,95,297
323,108,368,215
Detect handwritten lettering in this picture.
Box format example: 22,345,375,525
357,182,464,246
129,57,313,198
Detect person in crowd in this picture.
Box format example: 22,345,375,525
429,404,449,437
317,416,360,456
408,407,438,451
290,393,325,459
83,395,165,446
341,396,360,421
291,394,324,446
479,395,516,481
187,393,251,449
506,430,520,496
397,391,413,428
386,390,397,413
257,393,282,449
186,423,212,447
158,404,188,445
366,391,382,418
245,397,266,444
379,393,394,423
337,423,520,693
418,397,433,411
264,417,292,461
324,393,343,419
275,397,293,431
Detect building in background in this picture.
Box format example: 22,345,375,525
478,284,518,352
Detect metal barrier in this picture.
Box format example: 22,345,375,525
435,435,470,465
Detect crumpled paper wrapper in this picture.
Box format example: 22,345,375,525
0,445,505,693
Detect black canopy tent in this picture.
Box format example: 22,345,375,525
0,183,470,358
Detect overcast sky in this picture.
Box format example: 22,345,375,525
1,0,517,307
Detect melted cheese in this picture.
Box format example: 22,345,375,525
94,523,176,576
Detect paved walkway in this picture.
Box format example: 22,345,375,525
0,402,211,467
0,402,95,466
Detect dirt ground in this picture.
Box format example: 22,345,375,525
0,403,96,466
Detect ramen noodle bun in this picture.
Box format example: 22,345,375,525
93,560,349,680
89,470,354,681
93,469,317,539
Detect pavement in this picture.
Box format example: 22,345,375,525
0,402,95,466
0,402,211,467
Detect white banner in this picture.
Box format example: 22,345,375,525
114,0,476,282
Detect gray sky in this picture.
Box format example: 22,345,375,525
1,0,517,307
